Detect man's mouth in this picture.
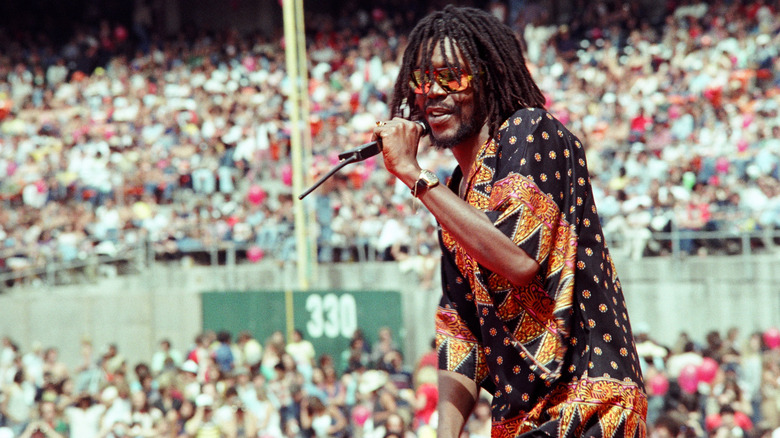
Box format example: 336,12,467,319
425,106,455,124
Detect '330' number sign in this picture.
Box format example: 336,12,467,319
305,293,358,339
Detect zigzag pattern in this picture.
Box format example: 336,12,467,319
492,378,647,438
441,158,580,378
435,307,489,383
489,173,576,285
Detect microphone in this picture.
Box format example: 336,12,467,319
298,120,428,200
336,139,384,162
336,120,428,162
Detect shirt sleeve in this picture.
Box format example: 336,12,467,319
482,109,584,378
482,110,581,300
435,297,490,387
486,109,580,271
436,211,495,390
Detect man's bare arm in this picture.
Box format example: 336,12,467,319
437,370,479,438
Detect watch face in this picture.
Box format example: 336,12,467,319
413,169,439,197
421,170,438,185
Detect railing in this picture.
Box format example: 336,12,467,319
605,227,780,258
2,227,779,290
0,241,149,290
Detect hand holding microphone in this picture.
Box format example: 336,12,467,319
299,118,428,199
338,119,428,162
373,118,430,191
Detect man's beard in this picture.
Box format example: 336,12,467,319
429,105,486,150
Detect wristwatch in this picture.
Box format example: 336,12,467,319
412,169,439,198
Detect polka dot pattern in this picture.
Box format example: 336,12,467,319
435,108,646,437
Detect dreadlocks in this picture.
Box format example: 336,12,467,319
390,5,546,140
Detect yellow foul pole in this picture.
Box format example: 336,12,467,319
295,0,318,280
282,0,315,290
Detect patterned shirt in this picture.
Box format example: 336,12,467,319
435,108,647,438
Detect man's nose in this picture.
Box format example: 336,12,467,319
425,79,447,97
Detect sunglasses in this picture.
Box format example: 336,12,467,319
408,67,474,94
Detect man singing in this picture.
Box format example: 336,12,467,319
373,5,647,438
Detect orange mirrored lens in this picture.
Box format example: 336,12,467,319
409,68,471,94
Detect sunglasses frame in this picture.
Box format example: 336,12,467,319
408,66,475,95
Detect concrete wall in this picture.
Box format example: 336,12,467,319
1,255,778,371
615,255,780,345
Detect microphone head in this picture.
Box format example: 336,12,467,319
413,120,430,135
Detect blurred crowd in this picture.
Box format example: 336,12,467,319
0,0,780,284
0,0,778,286
0,324,779,438
636,326,780,438
0,327,444,438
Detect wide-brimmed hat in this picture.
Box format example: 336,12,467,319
358,370,389,394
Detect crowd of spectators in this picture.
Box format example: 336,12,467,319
0,325,779,438
636,326,780,438
0,0,779,287
0,327,444,438
521,0,780,260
